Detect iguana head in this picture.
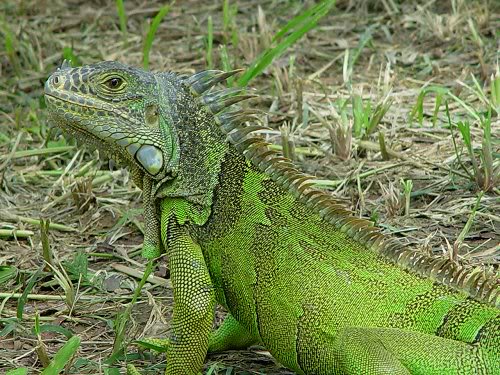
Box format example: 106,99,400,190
45,60,253,215
44,60,175,180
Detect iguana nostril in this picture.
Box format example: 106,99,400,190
52,75,60,86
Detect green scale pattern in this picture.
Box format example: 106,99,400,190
190,148,499,374
44,61,500,375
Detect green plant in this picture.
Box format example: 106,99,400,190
280,123,296,161
411,85,448,127
491,69,500,114
143,4,171,69
0,265,18,285
219,45,234,86
17,268,43,320
400,179,413,216
62,47,80,67
326,99,353,161
45,260,76,311
453,192,484,252
13,312,82,375
222,0,239,46
115,0,128,40
448,105,497,192
6,369,29,375
40,335,81,375
352,92,393,139
206,16,214,69
343,26,374,89
413,72,498,192
1,20,21,76
110,260,154,359
237,0,335,86
62,251,90,284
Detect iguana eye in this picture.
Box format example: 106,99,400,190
105,77,124,90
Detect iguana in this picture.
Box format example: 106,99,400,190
44,60,500,375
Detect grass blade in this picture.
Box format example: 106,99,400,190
6,369,29,375
0,265,18,284
348,25,374,79
143,4,171,69
1,20,21,76
33,324,75,340
411,85,449,126
40,335,81,375
206,16,213,69
491,69,500,113
220,45,234,86
237,0,335,86
115,0,128,39
111,260,154,359
272,1,330,42
17,267,43,320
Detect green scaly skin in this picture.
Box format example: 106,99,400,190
44,61,500,375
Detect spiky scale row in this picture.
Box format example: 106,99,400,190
188,69,499,308
186,69,243,95
205,92,257,114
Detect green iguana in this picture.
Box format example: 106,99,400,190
44,60,499,375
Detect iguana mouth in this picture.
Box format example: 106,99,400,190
44,92,113,155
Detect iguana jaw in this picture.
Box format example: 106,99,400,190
44,61,169,179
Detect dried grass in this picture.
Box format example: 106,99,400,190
0,0,498,373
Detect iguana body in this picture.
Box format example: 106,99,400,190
44,61,500,375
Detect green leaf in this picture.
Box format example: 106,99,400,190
115,0,128,37
62,47,80,67
352,94,366,137
0,265,18,284
6,368,29,375
0,318,19,337
104,367,122,375
206,16,213,69
237,0,335,86
17,267,44,320
456,121,472,153
33,324,74,340
349,25,374,74
41,335,81,375
134,338,169,352
143,4,171,69
62,251,89,283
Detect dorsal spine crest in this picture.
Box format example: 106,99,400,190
183,69,499,308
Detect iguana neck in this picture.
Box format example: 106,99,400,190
152,72,229,225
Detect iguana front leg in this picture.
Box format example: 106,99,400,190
164,220,215,374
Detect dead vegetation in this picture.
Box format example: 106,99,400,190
0,0,498,373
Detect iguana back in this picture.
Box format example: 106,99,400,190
193,147,499,374
44,61,500,374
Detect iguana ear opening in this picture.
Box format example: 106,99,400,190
145,103,160,128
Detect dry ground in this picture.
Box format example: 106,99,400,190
0,0,499,374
